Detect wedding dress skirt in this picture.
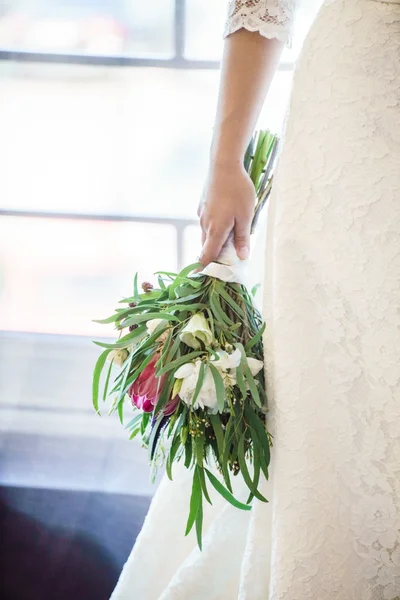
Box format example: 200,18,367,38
110,0,400,598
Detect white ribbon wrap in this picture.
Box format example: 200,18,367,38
199,238,248,285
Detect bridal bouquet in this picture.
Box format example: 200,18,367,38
93,130,278,549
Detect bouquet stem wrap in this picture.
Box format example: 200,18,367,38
200,236,248,286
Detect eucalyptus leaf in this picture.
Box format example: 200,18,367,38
92,349,111,414
185,466,202,536
209,363,225,413
204,469,252,511
156,351,204,376
238,432,268,502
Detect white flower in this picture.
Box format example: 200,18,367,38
107,349,129,368
211,349,264,385
146,318,169,342
174,360,219,411
179,314,213,350
246,357,264,376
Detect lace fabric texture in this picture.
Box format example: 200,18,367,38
110,0,400,598
224,0,298,47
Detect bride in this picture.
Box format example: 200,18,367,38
111,0,400,598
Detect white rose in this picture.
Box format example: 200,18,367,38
174,360,219,411
146,318,169,342
107,348,129,368
179,314,213,350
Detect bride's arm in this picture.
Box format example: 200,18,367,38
198,0,297,267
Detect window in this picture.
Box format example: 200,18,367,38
0,0,321,492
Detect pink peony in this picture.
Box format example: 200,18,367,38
129,355,178,416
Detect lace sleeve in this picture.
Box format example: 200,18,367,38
224,0,298,48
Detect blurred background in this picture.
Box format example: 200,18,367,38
0,1,322,598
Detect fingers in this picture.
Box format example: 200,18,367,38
199,227,231,267
233,218,251,260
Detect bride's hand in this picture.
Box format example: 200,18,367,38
197,162,255,267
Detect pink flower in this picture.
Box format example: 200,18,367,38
129,355,179,417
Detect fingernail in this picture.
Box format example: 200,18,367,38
237,246,249,260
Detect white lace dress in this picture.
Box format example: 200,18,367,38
110,0,400,598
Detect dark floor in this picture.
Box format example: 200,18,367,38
0,331,155,600
0,486,151,600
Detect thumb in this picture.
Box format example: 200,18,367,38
233,221,251,261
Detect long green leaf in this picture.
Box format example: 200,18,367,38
94,325,146,349
195,492,203,550
235,365,248,402
92,349,111,414
209,363,225,413
122,312,180,327
156,351,204,376
215,283,246,319
185,466,202,536
209,414,224,457
166,435,181,480
210,292,233,327
195,432,205,467
244,406,271,477
102,357,114,403
238,432,268,502
191,361,206,408
204,469,252,511
198,466,212,505
244,322,266,352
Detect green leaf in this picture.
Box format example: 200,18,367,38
250,283,261,298
215,283,246,319
205,308,215,338
162,303,208,313
133,272,140,301
184,438,193,468
129,427,141,440
102,357,114,403
209,414,224,457
158,275,167,290
163,290,204,305
235,365,248,403
117,350,135,403
235,343,262,408
204,469,252,511
156,351,204,376
125,412,143,432
141,411,150,437
148,413,166,461
94,325,147,349
247,444,261,504
185,466,202,536
191,361,206,408
244,322,266,353
238,432,268,503
198,466,212,505
243,362,262,408
122,312,180,327
195,432,205,467
92,349,111,414
177,262,203,280
244,406,271,478
166,435,181,480
195,493,203,551
117,399,124,425
210,292,233,327
209,363,225,413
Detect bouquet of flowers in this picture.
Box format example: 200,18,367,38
92,129,278,549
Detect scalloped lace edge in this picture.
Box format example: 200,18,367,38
223,18,292,48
